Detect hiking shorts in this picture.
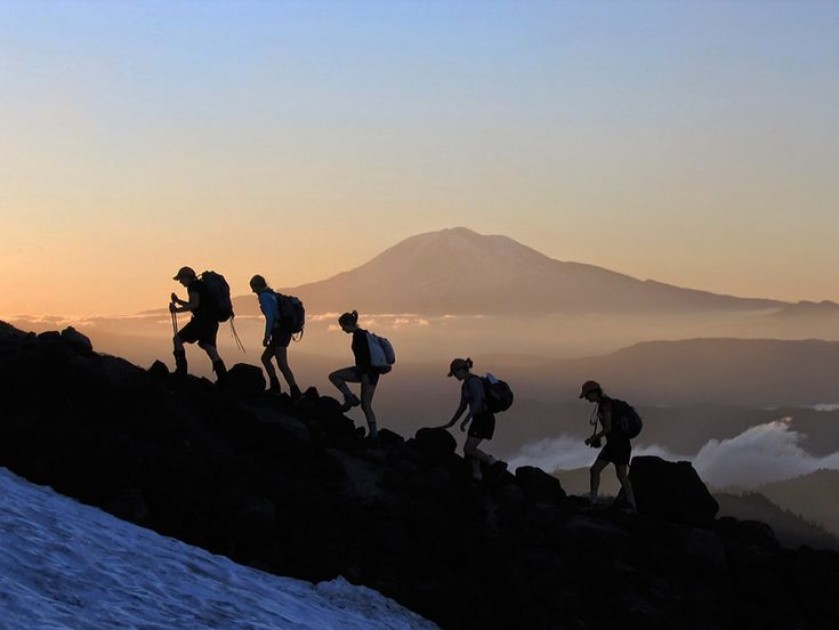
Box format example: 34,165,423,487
356,366,380,388
178,317,219,346
468,410,496,441
597,436,631,466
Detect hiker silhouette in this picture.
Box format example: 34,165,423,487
169,266,227,382
249,274,301,399
442,358,507,482
580,380,638,513
328,311,385,441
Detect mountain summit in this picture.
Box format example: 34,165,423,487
238,227,785,316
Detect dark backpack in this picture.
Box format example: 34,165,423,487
200,271,233,322
274,293,305,336
610,398,643,438
481,373,514,413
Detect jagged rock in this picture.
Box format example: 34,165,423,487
147,360,170,379
61,326,93,353
224,363,265,398
412,427,457,465
515,465,567,503
630,455,719,527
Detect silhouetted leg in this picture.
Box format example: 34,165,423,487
360,375,377,439
275,346,299,394
464,436,495,481
199,341,225,382
261,347,280,393
615,464,637,512
172,335,187,376
590,459,609,502
329,367,361,409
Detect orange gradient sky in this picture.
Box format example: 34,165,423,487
2,2,838,317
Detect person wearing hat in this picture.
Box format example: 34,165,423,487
442,357,506,482
579,380,637,513
169,266,227,381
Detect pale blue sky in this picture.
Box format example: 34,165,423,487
2,1,838,315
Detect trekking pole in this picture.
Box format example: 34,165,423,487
229,316,246,354
171,309,178,337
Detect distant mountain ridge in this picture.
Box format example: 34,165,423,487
233,227,796,316
525,337,839,407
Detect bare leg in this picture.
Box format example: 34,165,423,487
615,464,637,511
198,341,221,363
590,459,609,502
464,436,495,480
199,341,225,382
275,346,298,390
329,367,359,400
172,335,187,376
360,375,377,439
260,346,280,392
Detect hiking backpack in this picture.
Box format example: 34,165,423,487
274,292,305,337
366,332,396,373
200,271,234,322
481,373,514,413
610,398,643,439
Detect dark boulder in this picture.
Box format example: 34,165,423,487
224,363,265,399
61,326,93,354
515,465,566,504
411,427,457,466
630,456,719,527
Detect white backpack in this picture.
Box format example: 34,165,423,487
366,332,396,373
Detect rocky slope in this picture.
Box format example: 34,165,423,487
1,321,838,629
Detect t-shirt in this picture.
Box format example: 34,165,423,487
351,328,372,369
187,279,212,320
461,375,487,416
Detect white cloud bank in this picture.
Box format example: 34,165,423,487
510,418,839,490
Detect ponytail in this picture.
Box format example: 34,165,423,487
338,310,359,327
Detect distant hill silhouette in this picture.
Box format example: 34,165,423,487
525,337,839,407
232,227,790,316
756,470,839,537
716,491,839,551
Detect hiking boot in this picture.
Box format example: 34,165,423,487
212,359,227,383
290,384,302,400
173,350,188,377
268,376,281,395
491,459,508,472
340,393,361,412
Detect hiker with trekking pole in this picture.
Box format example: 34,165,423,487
170,266,228,383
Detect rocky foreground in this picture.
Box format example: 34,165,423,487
1,321,838,629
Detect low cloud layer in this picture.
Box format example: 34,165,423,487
510,418,839,489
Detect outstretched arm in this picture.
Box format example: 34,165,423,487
442,400,468,429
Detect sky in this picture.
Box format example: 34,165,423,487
2,1,838,317
0,466,437,629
